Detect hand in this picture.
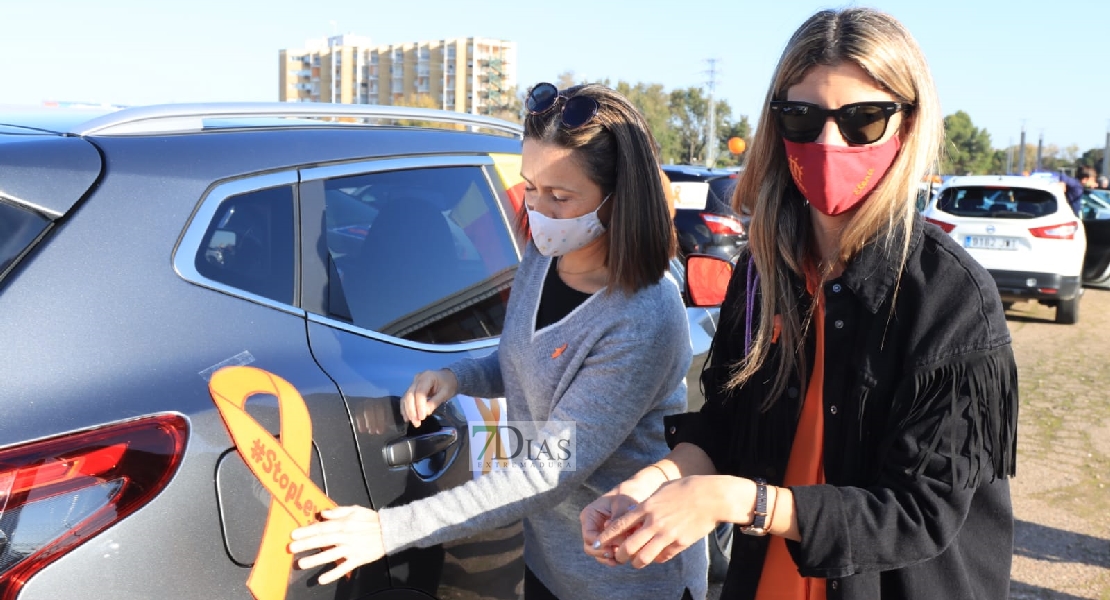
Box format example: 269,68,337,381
581,467,669,566
599,475,745,569
289,506,386,585
400,369,458,427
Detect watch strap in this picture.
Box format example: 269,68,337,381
739,478,770,536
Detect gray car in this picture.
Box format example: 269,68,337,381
0,103,720,600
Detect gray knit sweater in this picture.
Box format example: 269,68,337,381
378,242,708,600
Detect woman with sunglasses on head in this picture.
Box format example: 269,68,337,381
289,82,709,600
583,8,1018,600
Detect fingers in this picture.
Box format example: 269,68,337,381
597,507,644,547
320,506,361,520
316,559,357,586
654,542,685,564
401,371,445,427
401,374,426,425
296,545,349,570
628,532,672,569
612,522,654,565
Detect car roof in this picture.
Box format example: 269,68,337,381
0,102,523,139
0,102,524,219
661,164,738,179
0,105,119,135
939,175,1061,194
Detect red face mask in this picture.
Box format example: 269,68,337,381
784,135,901,216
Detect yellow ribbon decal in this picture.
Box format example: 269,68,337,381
209,365,337,600
473,397,507,475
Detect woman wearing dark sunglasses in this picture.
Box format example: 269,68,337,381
289,82,708,600
585,7,1018,600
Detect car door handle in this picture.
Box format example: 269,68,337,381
382,428,459,467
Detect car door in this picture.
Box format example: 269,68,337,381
298,154,525,600
1081,192,1110,287
172,172,393,600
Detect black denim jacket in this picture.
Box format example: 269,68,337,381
666,213,1019,600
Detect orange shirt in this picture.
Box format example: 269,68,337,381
754,285,827,600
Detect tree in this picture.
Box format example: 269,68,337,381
1078,147,1105,174
665,87,750,167
393,93,459,129
941,111,994,175
715,115,751,168
615,80,675,161
489,85,523,123
668,87,709,164
556,71,578,91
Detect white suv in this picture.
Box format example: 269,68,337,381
922,175,1086,324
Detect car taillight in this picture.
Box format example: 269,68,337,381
701,213,745,236
924,216,956,233
1029,222,1079,239
0,414,187,600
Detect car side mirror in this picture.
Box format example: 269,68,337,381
686,254,733,307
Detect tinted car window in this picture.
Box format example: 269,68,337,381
324,166,517,344
194,185,296,304
0,200,49,279
937,186,1057,219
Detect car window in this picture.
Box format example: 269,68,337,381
937,186,1058,219
0,199,49,280
323,165,518,344
194,185,296,304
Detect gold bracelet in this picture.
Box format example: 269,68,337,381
765,485,779,534
648,463,670,482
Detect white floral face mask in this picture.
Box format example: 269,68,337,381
526,194,611,257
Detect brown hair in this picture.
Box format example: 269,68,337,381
521,83,676,295
726,8,944,407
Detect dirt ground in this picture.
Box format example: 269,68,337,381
1007,287,1110,599
709,287,1110,600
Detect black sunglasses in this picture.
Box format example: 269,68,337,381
526,82,600,130
769,100,912,145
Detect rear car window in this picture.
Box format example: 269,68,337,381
194,185,296,304
937,186,1058,219
322,165,519,344
0,199,49,279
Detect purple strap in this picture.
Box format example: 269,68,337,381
744,255,758,356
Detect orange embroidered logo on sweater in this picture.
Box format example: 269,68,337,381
551,343,568,359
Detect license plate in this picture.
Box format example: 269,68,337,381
964,235,1018,250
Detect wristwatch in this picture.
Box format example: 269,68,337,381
739,478,769,536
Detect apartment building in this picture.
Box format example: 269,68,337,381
279,34,517,116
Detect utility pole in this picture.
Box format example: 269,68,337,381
1103,120,1110,177
1035,130,1044,173
1018,121,1027,175
703,58,721,169
1006,138,1013,175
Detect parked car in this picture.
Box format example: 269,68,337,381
922,175,1086,324
0,103,724,600
1081,189,1110,289
662,164,748,262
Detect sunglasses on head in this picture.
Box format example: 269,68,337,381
526,82,600,130
769,100,912,145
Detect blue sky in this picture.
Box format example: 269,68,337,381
3,0,1108,152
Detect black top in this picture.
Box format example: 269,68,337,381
665,211,1018,600
536,258,593,330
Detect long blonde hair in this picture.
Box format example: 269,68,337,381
727,8,944,406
